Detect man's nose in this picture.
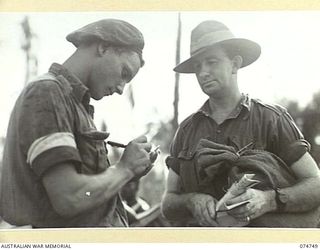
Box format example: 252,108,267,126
115,82,126,95
198,64,211,80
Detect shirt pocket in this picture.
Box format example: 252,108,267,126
75,130,109,174
228,135,258,153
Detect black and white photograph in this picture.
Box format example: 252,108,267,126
1,10,320,238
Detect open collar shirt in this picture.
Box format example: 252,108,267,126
0,63,127,227
166,94,310,197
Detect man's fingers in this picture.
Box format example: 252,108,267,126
132,135,148,143
225,193,248,206
201,205,218,226
132,136,152,152
224,193,250,217
149,151,158,163
195,206,213,226
226,202,248,217
193,203,203,224
193,199,217,226
141,164,154,176
206,199,216,220
140,142,152,152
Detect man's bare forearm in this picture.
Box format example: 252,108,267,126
43,163,134,217
277,176,320,212
161,192,195,221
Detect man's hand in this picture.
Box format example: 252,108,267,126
225,188,276,221
150,148,159,163
186,193,219,226
118,135,152,178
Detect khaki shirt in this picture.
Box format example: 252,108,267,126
0,63,127,227
166,94,310,198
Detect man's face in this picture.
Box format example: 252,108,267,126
193,46,236,98
88,48,141,100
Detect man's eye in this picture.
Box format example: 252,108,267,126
193,63,201,71
208,60,217,65
121,68,132,82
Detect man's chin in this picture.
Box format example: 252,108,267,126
202,88,215,96
92,95,104,100
202,85,220,95
92,91,114,100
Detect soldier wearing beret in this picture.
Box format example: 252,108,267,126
161,20,320,227
0,19,155,227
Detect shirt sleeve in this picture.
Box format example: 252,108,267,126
19,79,82,177
165,127,184,175
272,109,310,166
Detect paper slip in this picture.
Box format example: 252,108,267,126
223,200,250,211
215,174,260,212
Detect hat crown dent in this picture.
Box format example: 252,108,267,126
190,20,235,52
192,20,230,41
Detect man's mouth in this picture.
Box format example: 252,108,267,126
202,80,216,87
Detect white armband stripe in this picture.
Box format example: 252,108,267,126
27,132,77,165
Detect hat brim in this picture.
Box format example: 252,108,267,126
174,38,261,73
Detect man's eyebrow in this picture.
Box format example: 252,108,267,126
194,55,219,64
204,55,219,60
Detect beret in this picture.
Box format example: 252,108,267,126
66,19,144,54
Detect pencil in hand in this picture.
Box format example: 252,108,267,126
106,140,127,148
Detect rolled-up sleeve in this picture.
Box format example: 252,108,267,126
166,128,184,175
19,80,82,177
273,110,310,166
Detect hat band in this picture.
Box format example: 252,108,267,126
191,30,235,56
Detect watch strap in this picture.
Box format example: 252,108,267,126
275,188,286,212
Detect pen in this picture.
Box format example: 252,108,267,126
107,141,161,154
153,145,161,153
237,141,254,155
106,141,127,148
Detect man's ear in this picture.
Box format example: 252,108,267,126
97,42,108,57
232,55,243,73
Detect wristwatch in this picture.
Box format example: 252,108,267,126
275,188,288,212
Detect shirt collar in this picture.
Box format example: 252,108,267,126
241,93,251,111
193,93,251,121
48,63,90,105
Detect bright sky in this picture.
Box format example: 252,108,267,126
1,11,320,141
